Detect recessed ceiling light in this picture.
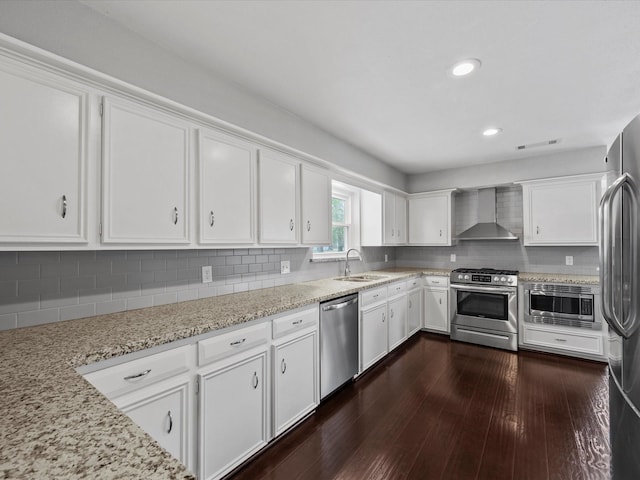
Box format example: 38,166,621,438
451,58,481,77
483,127,503,136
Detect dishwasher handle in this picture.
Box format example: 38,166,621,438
322,297,358,312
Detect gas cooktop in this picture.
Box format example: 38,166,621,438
450,268,519,287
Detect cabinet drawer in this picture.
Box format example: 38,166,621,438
388,281,407,297
424,276,448,288
523,324,603,356
84,345,192,399
360,286,388,307
406,277,422,290
199,322,269,366
272,306,318,339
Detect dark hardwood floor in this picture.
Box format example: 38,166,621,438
229,333,610,480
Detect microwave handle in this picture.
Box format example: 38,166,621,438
600,173,640,338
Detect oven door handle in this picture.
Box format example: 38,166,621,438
450,284,515,294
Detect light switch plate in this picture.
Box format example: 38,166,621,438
450,254,456,262
565,256,574,266
280,260,290,274
202,265,213,283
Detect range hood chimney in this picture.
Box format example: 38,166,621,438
456,188,519,241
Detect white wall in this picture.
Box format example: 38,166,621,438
407,146,609,193
0,0,406,191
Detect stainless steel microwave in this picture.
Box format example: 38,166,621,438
523,283,602,330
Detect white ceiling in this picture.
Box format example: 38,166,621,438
80,0,640,175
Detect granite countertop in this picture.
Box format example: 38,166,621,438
0,268,438,479
518,272,600,285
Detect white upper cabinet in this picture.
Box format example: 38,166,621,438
360,190,383,246
198,129,256,245
383,192,407,245
300,167,331,245
408,190,455,245
101,97,190,244
0,60,88,244
258,150,299,244
520,174,602,246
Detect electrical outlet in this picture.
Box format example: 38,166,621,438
280,260,290,274
202,265,213,283
384,254,388,262
565,256,574,266
450,254,456,262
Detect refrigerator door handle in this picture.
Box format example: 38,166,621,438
600,173,640,338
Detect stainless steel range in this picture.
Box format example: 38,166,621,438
450,268,519,351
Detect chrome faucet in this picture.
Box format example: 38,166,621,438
344,248,362,277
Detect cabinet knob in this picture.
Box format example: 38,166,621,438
61,195,67,219
167,410,173,434
174,207,179,225
210,211,215,227
289,219,294,231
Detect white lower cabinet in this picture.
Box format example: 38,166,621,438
521,323,605,360
198,347,270,480
424,276,449,333
388,294,407,351
360,304,388,372
407,287,422,337
115,377,192,469
272,330,318,436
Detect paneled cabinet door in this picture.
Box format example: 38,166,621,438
0,62,87,243
102,97,190,244
198,351,269,480
258,150,299,244
199,129,255,244
424,289,449,333
408,193,452,245
118,380,191,470
388,295,407,351
523,176,599,245
360,304,388,372
301,167,331,245
272,331,318,436
407,289,422,337
383,192,407,245
395,195,407,244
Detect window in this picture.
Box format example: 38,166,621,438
313,181,360,258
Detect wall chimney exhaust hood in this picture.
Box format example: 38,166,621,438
456,188,519,241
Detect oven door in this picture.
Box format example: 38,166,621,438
451,284,518,334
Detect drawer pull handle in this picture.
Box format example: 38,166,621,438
439,298,442,305
292,319,303,325
124,369,151,381
373,294,379,298
289,219,294,231
409,300,412,308
432,280,440,284
62,195,67,219
210,211,215,227
230,338,246,347
555,338,567,342
174,207,179,225
252,371,259,389
382,313,385,323
307,220,311,232
281,358,287,374
167,410,173,434
390,309,394,318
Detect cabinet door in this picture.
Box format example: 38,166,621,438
524,178,598,245
258,151,299,244
272,331,318,436
102,97,190,244
199,351,268,480
301,167,331,245
395,196,407,245
407,289,422,337
383,191,396,245
199,129,255,244
360,190,382,246
119,380,190,468
388,296,407,350
0,63,87,243
408,194,450,245
360,304,388,371
424,289,449,333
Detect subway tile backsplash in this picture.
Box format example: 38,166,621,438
0,247,393,331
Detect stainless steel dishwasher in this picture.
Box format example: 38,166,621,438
320,294,359,399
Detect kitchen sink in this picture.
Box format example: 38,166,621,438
334,274,389,282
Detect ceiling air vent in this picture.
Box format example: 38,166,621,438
516,139,561,150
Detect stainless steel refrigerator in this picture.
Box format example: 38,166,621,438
600,113,640,479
